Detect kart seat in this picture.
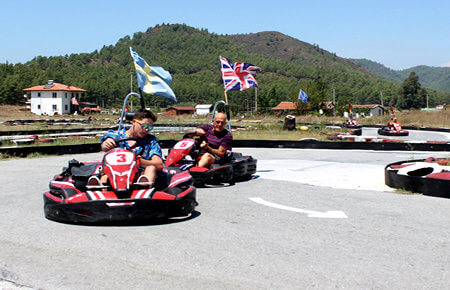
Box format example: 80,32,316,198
70,163,100,180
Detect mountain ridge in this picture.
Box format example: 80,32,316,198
351,58,450,93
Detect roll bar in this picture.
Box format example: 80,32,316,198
210,100,231,132
118,92,145,131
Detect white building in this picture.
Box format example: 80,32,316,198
195,104,212,116
23,80,86,116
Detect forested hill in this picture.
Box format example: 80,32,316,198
352,58,450,93
0,24,449,110
228,31,366,73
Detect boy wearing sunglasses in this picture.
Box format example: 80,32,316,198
96,109,163,187
185,112,233,168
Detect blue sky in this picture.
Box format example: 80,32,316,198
1,0,449,70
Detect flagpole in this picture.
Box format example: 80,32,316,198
138,88,145,109
224,90,229,104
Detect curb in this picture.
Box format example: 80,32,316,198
385,159,450,198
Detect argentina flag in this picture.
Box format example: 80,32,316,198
298,89,309,103
129,47,177,103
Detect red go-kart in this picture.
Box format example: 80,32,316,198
164,135,257,186
44,140,197,224
44,92,197,224
378,123,409,136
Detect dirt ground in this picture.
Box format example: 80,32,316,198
1,105,448,128
0,105,39,121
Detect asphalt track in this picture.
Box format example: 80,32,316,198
0,148,449,289
361,127,450,142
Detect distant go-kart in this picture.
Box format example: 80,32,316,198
164,101,257,186
43,93,197,224
378,123,409,136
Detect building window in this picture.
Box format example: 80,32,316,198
37,105,41,109
65,104,68,111
52,92,57,98
65,93,67,98
37,92,41,97
52,105,57,111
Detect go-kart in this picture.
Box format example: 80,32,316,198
378,123,409,136
343,120,361,129
164,136,257,186
163,101,257,186
43,93,197,224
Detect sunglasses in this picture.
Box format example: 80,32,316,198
134,119,154,131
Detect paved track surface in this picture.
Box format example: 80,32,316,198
362,127,450,142
1,149,449,289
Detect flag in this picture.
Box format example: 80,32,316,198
220,56,260,91
349,104,353,114
129,47,177,103
298,89,309,103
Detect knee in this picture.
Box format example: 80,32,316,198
144,165,157,175
203,153,215,162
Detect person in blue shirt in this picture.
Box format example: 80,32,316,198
91,109,163,188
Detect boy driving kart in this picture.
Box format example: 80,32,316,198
88,109,163,188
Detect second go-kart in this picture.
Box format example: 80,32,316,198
43,93,197,224
164,101,257,186
378,123,409,136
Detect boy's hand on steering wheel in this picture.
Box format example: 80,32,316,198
102,138,116,151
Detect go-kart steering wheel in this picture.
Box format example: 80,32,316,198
112,137,138,149
181,133,206,160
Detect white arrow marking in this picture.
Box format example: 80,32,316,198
249,197,348,219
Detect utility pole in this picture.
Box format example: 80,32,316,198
130,72,133,93
332,87,336,116
332,87,335,104
380,91,384,107
254,87,258,114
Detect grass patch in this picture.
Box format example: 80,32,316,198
394,188,422,195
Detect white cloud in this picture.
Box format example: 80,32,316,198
442,61,450,67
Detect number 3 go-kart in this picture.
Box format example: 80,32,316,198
163,101,257,187
43,93,197,224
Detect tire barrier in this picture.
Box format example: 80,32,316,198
296,122,450,133
385,159,450,198
0,127,109,136
1,139,449,158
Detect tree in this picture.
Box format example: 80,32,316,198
399,72,426,109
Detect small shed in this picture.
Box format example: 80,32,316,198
353,104,384,116
195,104,213,116
166,106,196,116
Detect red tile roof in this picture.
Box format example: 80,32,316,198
166,106,196,111
23,82,86,92
271,102,297,110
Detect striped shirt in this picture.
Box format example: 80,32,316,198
198,124,233,152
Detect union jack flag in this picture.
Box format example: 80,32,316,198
220,56,260,91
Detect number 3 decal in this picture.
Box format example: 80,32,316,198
116,153,126,163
